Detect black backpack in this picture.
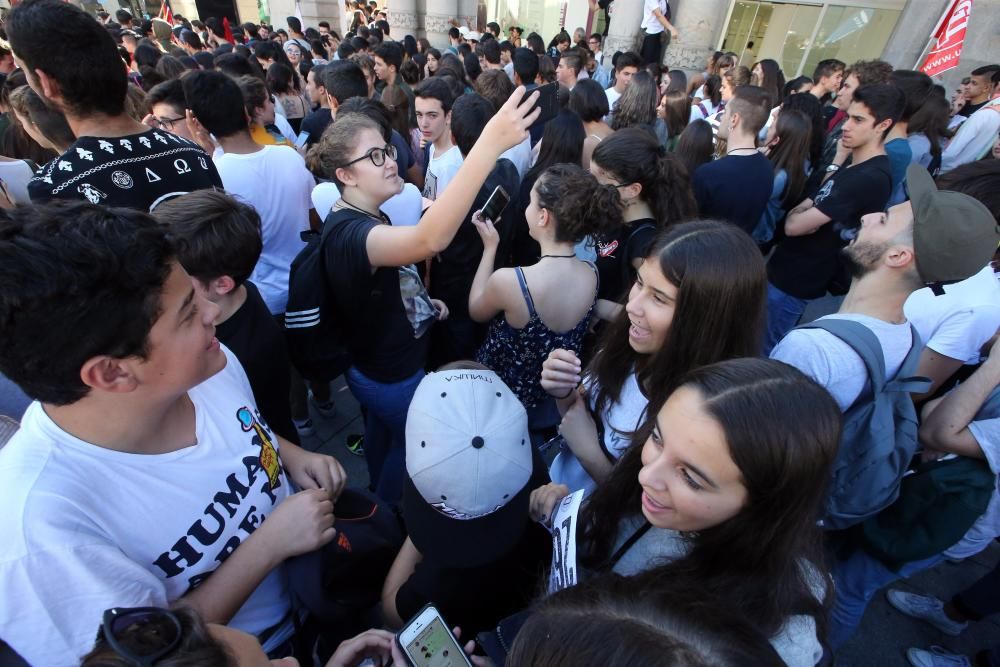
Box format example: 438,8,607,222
284,211,352,382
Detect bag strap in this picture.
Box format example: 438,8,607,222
888,325,932,394
797,318,889,392
606,521,652,571
514,266,537,316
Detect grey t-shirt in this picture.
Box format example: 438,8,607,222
771,314,914,412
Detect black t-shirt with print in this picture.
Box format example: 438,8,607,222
324,210,432,383
767,155,893,300
596,219,658,302
28,128,221,210
215,281,299,445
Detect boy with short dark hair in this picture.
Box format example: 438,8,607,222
373,41,415,125
0,201,344,666
810,58,846,101
7,0,220,209
765,84,904,350
415,77,460,200
692,85,774,236
155,190,298,444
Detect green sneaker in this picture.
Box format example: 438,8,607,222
345,434,365,456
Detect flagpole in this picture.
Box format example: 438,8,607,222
913,0,956,70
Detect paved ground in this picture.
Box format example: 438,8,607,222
303,377,1000,667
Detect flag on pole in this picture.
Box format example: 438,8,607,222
158,0,174,24
294,0,303,27
918,0,973,78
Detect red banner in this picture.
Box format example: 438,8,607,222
919,0,973,78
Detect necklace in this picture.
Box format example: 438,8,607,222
335,198,385,222
539,253,577,259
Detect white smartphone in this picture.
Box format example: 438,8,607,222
396,604,473,667
480,185,510,224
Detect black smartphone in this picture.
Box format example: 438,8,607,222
481,185,510,223
529,81,560,126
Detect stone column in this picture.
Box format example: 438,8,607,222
388,0,420,39
665,0,731,71
296,0,344,31
457,0,477,29
423,0,457,48
602,0,644,68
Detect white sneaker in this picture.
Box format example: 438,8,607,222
887,590,968,636
906,646,972,667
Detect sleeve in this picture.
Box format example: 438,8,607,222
770,330,854,412
26,178,53,203
625,224,657,266
1,543,168,666
941,113,979,163
968,418,1000,472
326,218,375,309
769,614,823,667
924,306,1000,364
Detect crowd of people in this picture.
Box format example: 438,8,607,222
0,0,1000,665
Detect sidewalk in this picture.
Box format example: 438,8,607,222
304,378,1000,667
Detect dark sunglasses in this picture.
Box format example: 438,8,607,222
95,607,183,667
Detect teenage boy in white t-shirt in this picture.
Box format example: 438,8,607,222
416,77,463,200
184,70,318,317
0,201,346,666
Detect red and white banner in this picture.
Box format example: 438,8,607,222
919,0,973,78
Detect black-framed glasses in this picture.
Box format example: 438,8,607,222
340,143,398,168
95,607,183,667
152,115,185,130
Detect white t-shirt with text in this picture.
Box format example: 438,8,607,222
0,347,293,666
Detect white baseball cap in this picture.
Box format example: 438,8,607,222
403,368,542,567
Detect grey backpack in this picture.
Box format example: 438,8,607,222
795,319,931,531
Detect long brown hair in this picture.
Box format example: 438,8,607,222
767,109,813,208
580,358,841,640
588,220,766,415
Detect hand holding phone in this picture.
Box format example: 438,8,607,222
396,605,474,667
480,185,510,224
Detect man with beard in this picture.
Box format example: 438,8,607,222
771,164,1000,412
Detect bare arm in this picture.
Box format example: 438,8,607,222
784,199,832,237
468,214,506,323
652,7,679,37
594,298,623,322
381,537,422,629
919,346,1000,459
180,488,335,624
365,87,540,268
912,348,965,404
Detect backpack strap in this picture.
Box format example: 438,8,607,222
697,102,709,118
514,266,537,317
797,318,889,393
796,320,930,396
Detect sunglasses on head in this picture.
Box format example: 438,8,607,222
95,607,183,667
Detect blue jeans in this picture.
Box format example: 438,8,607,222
345,367,424,505
764,282,809,354
828,549,946,651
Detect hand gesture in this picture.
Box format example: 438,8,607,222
669,25,680,39
430,298,450,321
477,86,541,156
834,137,850,164
540,348,582,400
286,450,347,501
471,211,500,249
262,488,336,559
530,483,570,526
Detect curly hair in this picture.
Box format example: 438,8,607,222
534,163,623,244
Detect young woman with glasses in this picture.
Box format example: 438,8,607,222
307,88,540,505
